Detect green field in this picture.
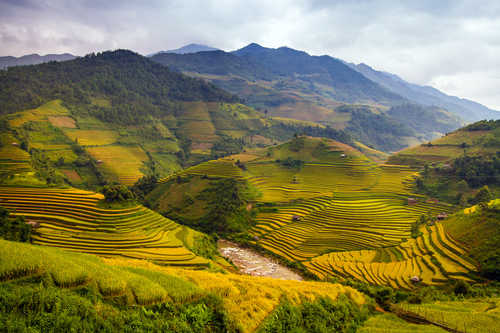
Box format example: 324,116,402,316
397,298,500,333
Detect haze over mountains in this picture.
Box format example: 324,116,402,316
1,43,498,152
150,43,220,56
151,43,499,122
0,53,76,69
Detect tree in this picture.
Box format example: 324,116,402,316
0,207,31,242
101,185,135,202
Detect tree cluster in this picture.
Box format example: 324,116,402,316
0,207,31,242
101,185,135,202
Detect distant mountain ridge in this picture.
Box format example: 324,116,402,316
0,53,76,69
150,43,463,151
350,62,500,122
149,43,219,56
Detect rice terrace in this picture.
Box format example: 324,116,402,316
1,3,500,330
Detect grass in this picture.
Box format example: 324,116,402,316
359,313,447,332
105,257,365,333
398,298,500,333
0,239,365,333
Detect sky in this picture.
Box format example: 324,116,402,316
1,0,499,110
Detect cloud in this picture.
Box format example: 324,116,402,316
0,0,498,110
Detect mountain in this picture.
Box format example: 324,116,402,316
0,49,356,187
151,43,462,152
150,43,219,56
351,62,500,122
0,53,76,69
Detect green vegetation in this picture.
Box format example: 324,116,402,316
443,202,500,280
0,207,30,242
258,295,370,333
0,239,365,332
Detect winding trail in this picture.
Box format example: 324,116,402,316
218,240,303,281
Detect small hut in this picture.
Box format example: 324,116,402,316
11,142,19,146
340,153,346,158
96,160,103,164
407,198,417,205
410,276,420,284
292,215,302,222
26,220,40,228
437,213,448,220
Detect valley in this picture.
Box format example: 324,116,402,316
0,44,499,332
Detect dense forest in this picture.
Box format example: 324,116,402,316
0,50,239,124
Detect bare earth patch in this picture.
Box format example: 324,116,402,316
48,116,76,128
62,169,82,182
218,240,303,281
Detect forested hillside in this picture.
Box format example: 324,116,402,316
151,44,463,151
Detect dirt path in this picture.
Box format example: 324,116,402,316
218,240,303,281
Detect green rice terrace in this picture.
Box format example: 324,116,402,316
151,136,477,289
0,186,208,267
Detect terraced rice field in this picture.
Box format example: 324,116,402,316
0,187,207,267
158,159,244,183
86,145,147,185
63,129,119,146
253,194,452,262
305,223,475,289
398,298,500,333
0,134,32,177
155,138,468,288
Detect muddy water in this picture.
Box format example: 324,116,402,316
218,240,303,281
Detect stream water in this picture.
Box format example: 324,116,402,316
218,240,303,281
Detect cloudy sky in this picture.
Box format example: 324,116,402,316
1,0,499,110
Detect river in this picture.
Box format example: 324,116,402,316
218,239,303,281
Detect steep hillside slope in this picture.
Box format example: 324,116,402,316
147,136,473,288
0,186,209,267
352,63,500,122
151,44,462,151
0,51,360,186
389,119,500,205
0,239,366,332
390,119,500,166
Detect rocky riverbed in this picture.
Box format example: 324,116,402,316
218,240,303,281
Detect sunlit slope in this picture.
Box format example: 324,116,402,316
0,239,365,333
2,99,275,185
389,120,500,166
306,222,476,288
396,298,500,333
0,186,207,266
153,136,462,287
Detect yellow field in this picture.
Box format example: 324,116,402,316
305,223,475,288
86,145,147,185
105,257,365,333
8,99,69,127
63,129,120,146
0,186,206,266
